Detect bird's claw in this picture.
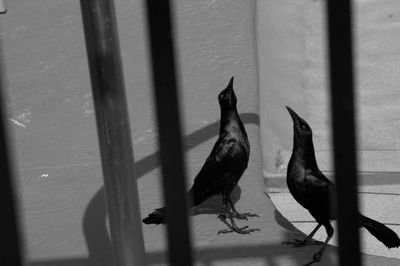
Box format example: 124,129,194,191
217,214,260,235
217,226,260,235
217,226,248,235
301,251,322,266
282,238,321,247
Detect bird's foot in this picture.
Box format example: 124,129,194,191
232,212,259,220
217,225,260,235
217,214,260,235
302,251,322,266
282,238,321,247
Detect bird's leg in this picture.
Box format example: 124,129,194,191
217,214,247,234
217,196,259,235
302,223,334,266
283,223,322,247
228,198,259,220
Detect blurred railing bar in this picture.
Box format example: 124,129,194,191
0,0,6,14
326,1,361,265
1,79,24,265
80,0,147,265
144,1,193,265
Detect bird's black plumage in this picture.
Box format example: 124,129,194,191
142,77,258,234
284,106,400,265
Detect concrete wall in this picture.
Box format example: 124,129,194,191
258,0,400,175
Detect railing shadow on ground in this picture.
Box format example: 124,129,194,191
30,242,336,266
30,112,336,266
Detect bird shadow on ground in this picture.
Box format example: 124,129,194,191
30,112,335,266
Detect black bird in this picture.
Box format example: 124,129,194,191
142,77,259,234
284,106,400,265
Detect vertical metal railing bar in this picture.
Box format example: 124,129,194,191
0,78,24,266
144,1,193,265
0,0,6,14
0,24,24,264
80,0,146,265
326,1,361,265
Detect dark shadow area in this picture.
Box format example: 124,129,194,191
30,242,337,266
30,259,89,266
147,242,337,266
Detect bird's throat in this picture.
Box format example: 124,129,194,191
292,138,318,168
220,108,240,133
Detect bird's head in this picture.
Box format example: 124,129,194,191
286,106,313,143
218,77,237,108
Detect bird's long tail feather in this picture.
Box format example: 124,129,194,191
360,214,400,248
142,207,166,224
142,190,198,225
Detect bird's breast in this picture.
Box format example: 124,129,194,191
287,162,306,194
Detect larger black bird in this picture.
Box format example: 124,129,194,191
142,77,258,234
284,106,400,265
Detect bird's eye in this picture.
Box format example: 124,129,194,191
300,123,308,130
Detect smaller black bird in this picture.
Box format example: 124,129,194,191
142,77,259,234
284,106,400,266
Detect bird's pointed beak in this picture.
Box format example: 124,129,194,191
227,76,234,90
286,106,300,123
